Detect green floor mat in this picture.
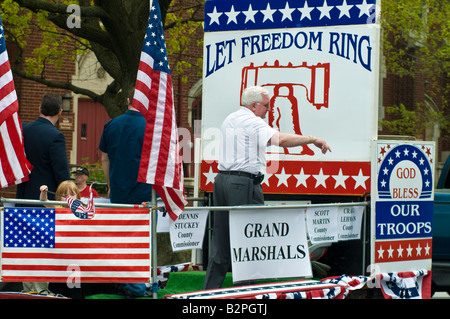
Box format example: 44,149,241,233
158,271,233,299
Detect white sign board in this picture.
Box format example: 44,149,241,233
371,141,434,274
306,205,364,244
229,208,312,283
169,209,208,252
201,0,380,196
337,206,365,241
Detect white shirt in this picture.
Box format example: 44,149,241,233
218,107,278,175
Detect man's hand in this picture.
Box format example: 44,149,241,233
312,137,332,154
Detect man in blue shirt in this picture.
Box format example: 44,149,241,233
99,92,152,204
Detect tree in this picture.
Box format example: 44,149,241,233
380,0,449,137
1,0,204,118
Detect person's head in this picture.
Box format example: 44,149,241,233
39,94,63,117
127,87,139,111
72,167,89,188
55,180,81,201
241,86,270,119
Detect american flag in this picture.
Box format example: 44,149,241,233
1,207,151,283
132,0,187,221
377,270,431,299
66,185,95,219
0,13,32,189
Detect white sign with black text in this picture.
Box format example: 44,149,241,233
229,208,312,283
169,209,208,252
306,206,364,244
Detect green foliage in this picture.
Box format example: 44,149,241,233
381,102,449,137
380,104,420,136
381,0,449,137
0,0,32,48
2,0,79,77
381,0,449,79
79,157,106,184
165,3,204,82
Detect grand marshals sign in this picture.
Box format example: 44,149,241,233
229,208,312,283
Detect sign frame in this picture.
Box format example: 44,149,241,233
370,140,435,274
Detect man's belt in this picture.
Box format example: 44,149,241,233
219,170,264,184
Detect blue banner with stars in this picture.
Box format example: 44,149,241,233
204,0,378,32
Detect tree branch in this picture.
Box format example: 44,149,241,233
12,66,101,102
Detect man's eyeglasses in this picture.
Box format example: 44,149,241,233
255,102,270,108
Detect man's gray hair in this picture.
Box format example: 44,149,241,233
241,86,269,106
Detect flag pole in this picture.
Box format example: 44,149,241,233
149,0,158,300
151,188,158,299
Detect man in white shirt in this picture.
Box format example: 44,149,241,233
204,86,331,289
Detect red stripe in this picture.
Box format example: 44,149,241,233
0,62,18,123
0,79,15,103
1,265,150,272
56,220,149,226
154,76,174,185
55,231,149,237
56,208,147,214
0,121,14,184
0,113,32,188
10,113,33,180
55,242,149,249
2,252,150,260
1,276,150,283
0,115,21,186
138,120,154,183
137,70,161,183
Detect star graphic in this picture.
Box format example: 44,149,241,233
318,0,333,20
377,246,384,259
406,244,413,257
397,244,404,258
352,169,370,190
262,173,273,186
387,245,394,258
403,148,409,156
332,168,349,189
225,5,240,25
243,4,258,24
207,6,222,26
203,166,217,185
279,2,295,22
313,168,330,188
298,1,314,21
275,167,291,187
424,243,431,255
416,243,422,256
356,0,374,18
338,0,353,19
260,3,277,23
294,168,310,188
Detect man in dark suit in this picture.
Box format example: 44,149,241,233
16,94,70,201
15,94,71,296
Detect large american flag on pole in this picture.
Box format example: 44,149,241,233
132,0,187,221
1,207,151,283
0,12,32,189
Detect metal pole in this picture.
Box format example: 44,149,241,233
181,201,369,211
151,189,158,299
0,197,145,208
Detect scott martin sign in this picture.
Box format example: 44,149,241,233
201,0,380,196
